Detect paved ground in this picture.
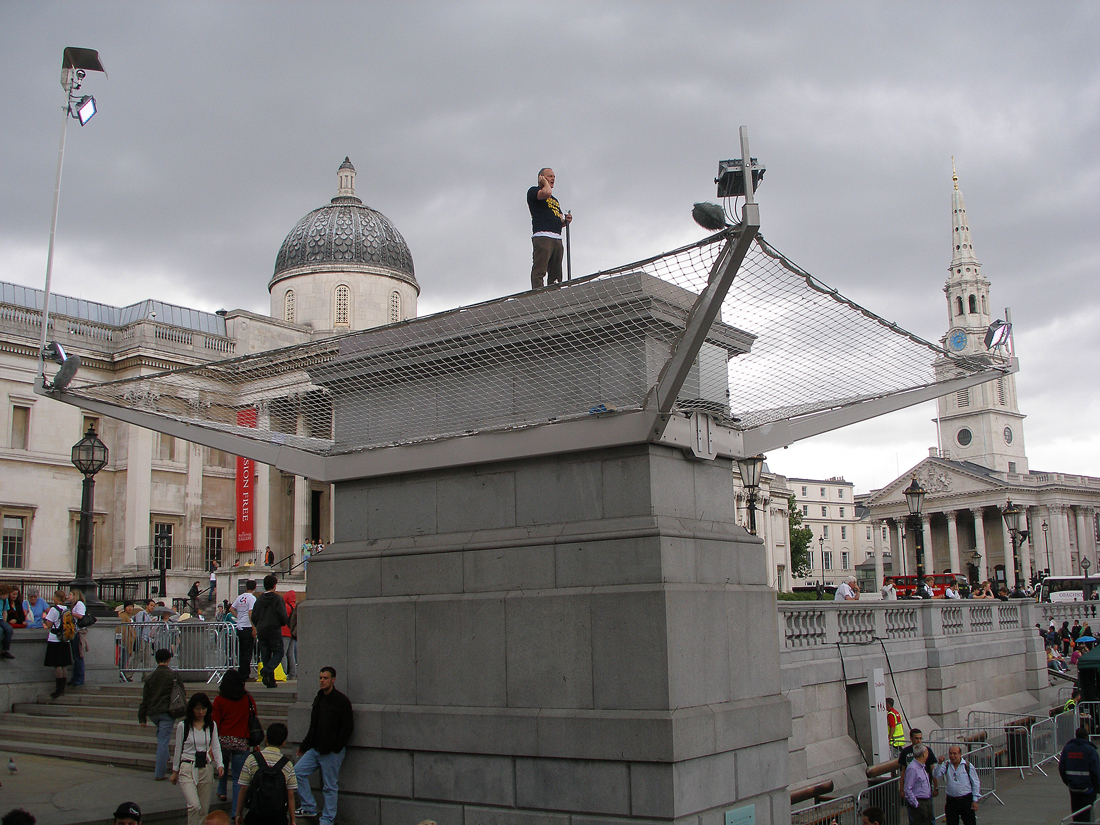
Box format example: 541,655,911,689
979,766,1089,825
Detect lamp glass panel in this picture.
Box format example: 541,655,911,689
76,96,96,125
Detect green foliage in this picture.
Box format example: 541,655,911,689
788,494,813,578
776,591,821,601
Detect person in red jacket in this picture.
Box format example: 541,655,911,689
211,670,258,813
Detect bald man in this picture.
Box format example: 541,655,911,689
527,167,572,289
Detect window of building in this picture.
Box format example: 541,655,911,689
957,428,973,447
808,552,815,570
204,447,235,469
957,388,969,407
841,551,850,570
820,487,826,497
841,526,847,539
153,522,173,570
334,284,350,327
10,405,29,450
1008,461,1017,474
821,506,828,517
204,526,224,568
838,489,844,499
284,290,296,324
801,486,807,496
867,526,872,540
822,525,829,539
969,294,978,313
156,433,177,462
1,516,25,569
802,504,808,516
997,378,1006,406
389,291,402,324
824,552,834,571
956,296,964,315
839,507,845,517
882,526,888,541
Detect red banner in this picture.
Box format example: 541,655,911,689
236,408,257,552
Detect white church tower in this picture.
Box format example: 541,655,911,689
935,163,1028,474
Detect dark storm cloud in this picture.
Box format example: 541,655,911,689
2,1,1097,487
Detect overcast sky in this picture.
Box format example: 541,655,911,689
3,2,1097,493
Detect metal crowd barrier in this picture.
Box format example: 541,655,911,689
930,742,999,805
117,620,238,684
790,794,857,825
1060,803,1098,824
966,710,1037,775
1079,702,1100,735
855,776,905,824
1033,712,1079,774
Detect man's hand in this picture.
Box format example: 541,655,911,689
296,748,304,758
538,175,550,190
971,800,979,811
252,627,257,639
564,211,573,225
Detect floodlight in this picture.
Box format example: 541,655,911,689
74,95,97,126
50,354,81,391
44,341,68,365
984,319,1011,350
716,158,765,198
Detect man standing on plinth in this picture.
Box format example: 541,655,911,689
295,667,353,825
527,167,572,289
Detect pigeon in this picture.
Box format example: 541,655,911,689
7,758,16,774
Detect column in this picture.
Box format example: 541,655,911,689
1000,517,1017,589
946,511,961,575
921,515,933,577
185,441,204,550
1019,517,1032,586
1077,507,1092,568
123,425,153,569
973,508,989,583
292,412,311,560
254,405,271,554
1052,505,1073,575
873,520,884,590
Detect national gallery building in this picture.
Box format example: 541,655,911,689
0,159,418,593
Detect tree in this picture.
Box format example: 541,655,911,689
788,494,813,579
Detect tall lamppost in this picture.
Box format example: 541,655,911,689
35,48,106,390
903,477,927,581
1001,500,1024,587
71,423,110,615
1042,521,1050,578
736,454,765,535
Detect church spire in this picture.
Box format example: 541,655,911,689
949,158,980,275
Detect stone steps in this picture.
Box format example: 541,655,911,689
0,683,297,770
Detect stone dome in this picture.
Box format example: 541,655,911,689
269,158,418,293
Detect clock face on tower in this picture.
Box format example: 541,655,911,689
948,329,967,352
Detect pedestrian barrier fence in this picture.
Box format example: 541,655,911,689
928,742,998,805
790,794,857,825
117,620,237,683
855,776,905,824
966,710,1037,774
1033,712,1079,774
1060,803,1098,824
1079,702,1100,735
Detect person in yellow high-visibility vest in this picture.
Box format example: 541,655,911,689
887,698,905,758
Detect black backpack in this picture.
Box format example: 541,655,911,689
243,751,290,824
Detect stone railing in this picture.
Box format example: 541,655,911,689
778,599,1028,650
1039,601,1100,626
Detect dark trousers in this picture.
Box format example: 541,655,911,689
945,794,977,825
237,628,255,678
530,236,564,289
1070,790,1097,822
906,798,933,825
257,635,284,685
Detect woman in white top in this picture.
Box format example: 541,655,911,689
67,589,88,686
171,692,225,825
42,590,73,699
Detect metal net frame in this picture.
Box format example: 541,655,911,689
59,230,1009,462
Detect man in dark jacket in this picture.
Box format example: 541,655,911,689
294,667,353,825
137,648,181,780
1060,727,1100,822
251,574,288,688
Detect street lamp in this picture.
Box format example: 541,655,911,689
1082,556,1091,582
736,454,765,535
35,48,106,393
1001,499,1024,587
71,423,110,615
903,477,927,580
1042,521,1050,578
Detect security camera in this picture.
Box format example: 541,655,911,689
75,69,86,80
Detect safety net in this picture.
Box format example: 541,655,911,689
61,228,1009,457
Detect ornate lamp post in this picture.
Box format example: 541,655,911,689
1001,499,1024,587
1042,520,1050,578
736,454,765,535
71,423,110,615
1082,556,1091,582
903,477,927,581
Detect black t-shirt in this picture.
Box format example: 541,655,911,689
899,744,937,776
528,186,564,235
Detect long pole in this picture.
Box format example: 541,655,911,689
565,219,572,281
71,472,106,612
913,514,926,581
37,88,72,386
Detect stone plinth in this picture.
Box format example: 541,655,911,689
298,443,790,825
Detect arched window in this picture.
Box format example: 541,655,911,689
284,290,296,324
955,296,964,316
334,285,350,327
389,291,401,324
968,294,978,313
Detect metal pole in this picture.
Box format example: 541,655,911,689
37,95,71,385
70,472,106,612
913,514,926,581
747,491,757,535
565,218,572,281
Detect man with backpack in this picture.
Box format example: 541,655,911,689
251,575,288,688
235,722,296,824
138,648,185,781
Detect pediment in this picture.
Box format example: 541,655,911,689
867,457,1006,507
